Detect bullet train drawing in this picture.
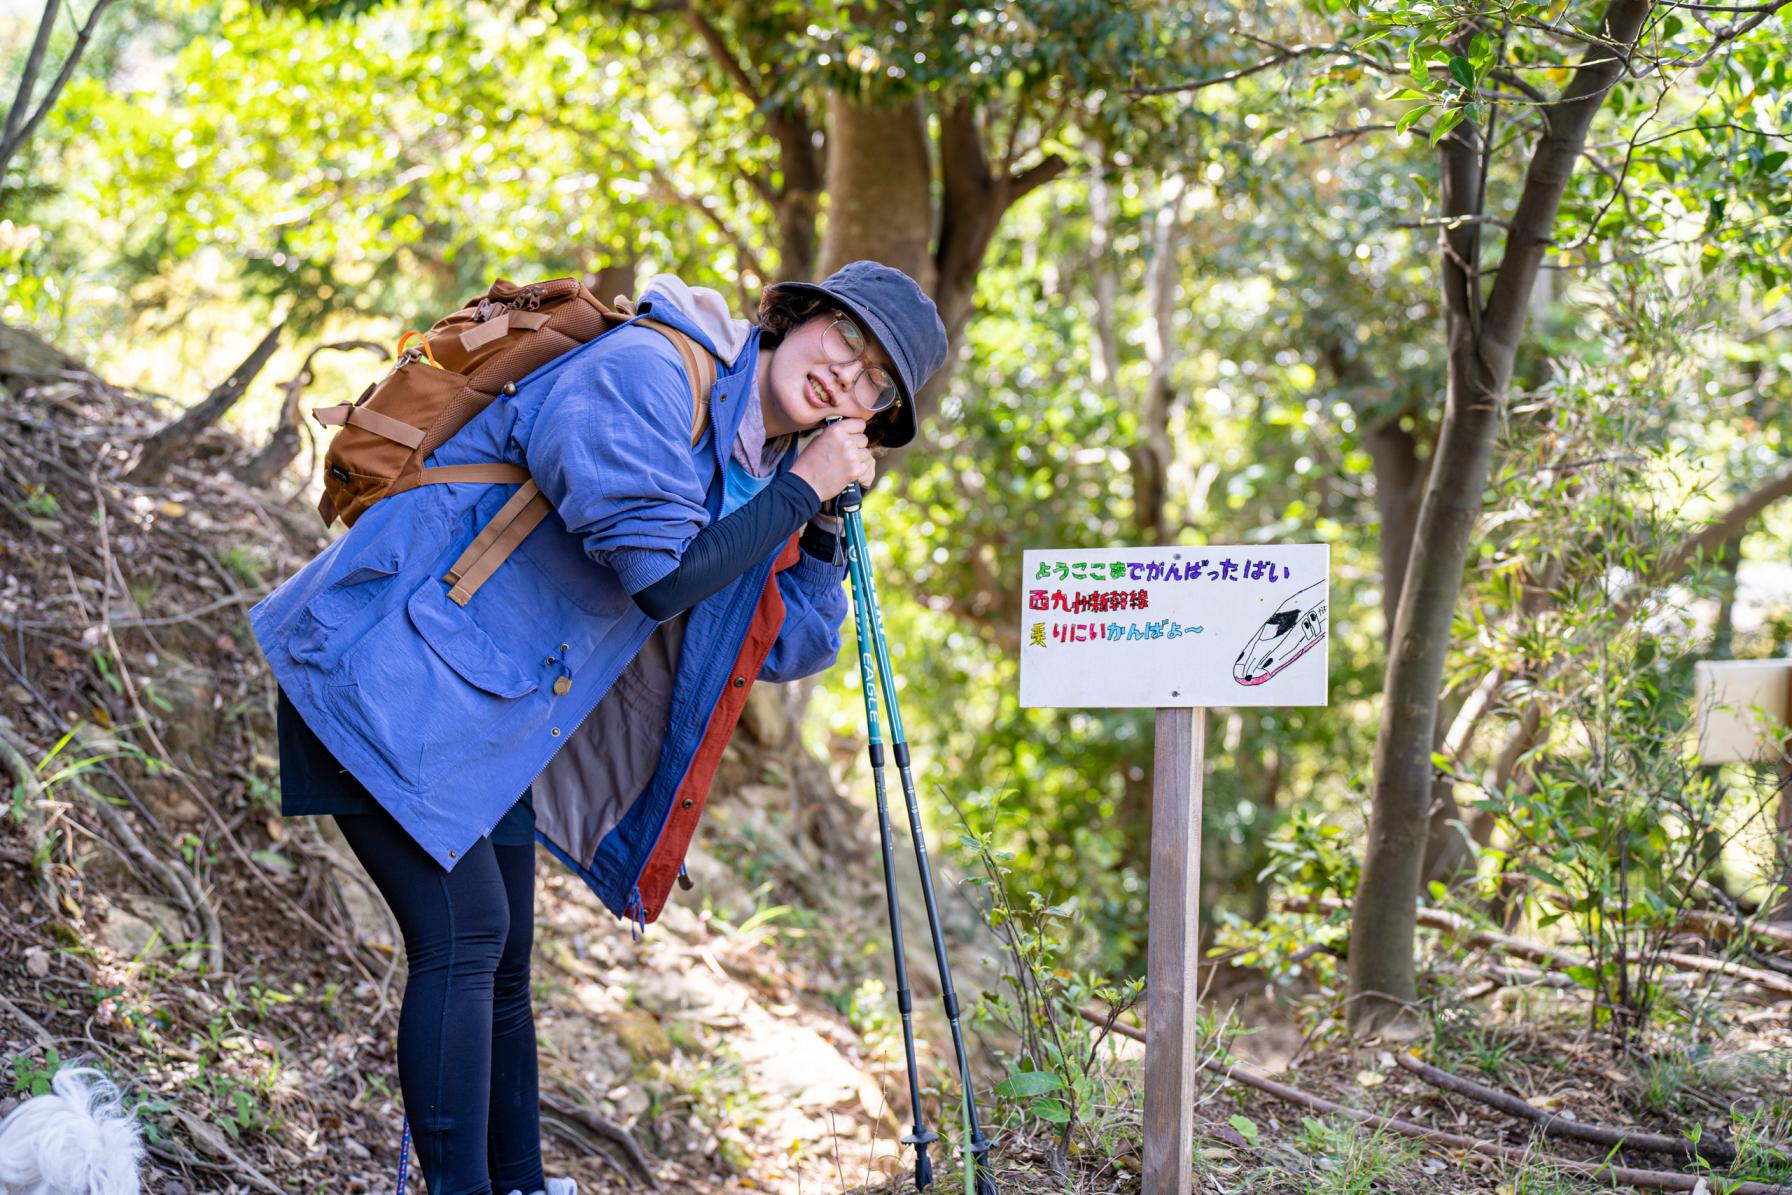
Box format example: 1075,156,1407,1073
1233,581,1327,687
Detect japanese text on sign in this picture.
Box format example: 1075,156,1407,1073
1019,545,1330,709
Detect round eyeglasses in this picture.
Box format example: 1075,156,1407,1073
820,317,902,413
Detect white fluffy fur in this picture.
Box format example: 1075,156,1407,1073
500,1178,578,1195
0,1064,144,1195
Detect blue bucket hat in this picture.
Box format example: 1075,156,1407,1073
766,260,948,448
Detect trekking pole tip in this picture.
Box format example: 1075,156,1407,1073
972,1135,996,1195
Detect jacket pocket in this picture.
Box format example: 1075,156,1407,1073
289,556,403,670
406,581,538,699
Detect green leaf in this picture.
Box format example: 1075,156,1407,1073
1448,55,1474,89
1030,1097,1072,1125
1564,964,1601,989
1409,40,1430,87
1397,103,1434,136
1430,107,1466,145
997,1069,1064,1098
249,850,295,875
1229,1114,1261,1145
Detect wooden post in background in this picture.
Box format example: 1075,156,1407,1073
1693,661,1792,918
1144,706,1205,1195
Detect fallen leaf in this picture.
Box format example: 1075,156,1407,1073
1210,1123,1248,1149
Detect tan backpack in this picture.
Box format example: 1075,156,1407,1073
312,276,717,606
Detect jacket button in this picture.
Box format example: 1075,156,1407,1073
553,677,572,696
448,849,457,858
680,798,694,808
502,382,517,396
732,677,745,687
551,727,561,737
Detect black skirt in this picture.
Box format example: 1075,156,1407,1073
276,685,535,847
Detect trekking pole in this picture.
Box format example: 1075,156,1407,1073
836,476,939,1190
836,479,998,1195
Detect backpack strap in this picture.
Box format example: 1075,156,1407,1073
436,319,721,607
444,480,551,606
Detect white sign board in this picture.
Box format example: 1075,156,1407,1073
1694,660,1792,764
1019,545,1330,709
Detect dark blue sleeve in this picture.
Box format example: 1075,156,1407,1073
632,471,825,621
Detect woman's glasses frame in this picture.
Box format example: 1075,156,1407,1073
820,316,902,413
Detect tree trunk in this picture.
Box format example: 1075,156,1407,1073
587,262,640,308
1088,172,1123,391
1777,772,1792,922
2,0,60,154
1364,418,1424,635
1,0,119,184
234,339,385,490
1127,180,1184,543
876,102,1066,481
128,322,287,485
819,93,934,284
1348,0,1653,1036
767,107,824,282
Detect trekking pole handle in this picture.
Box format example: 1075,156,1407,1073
822,416,865,513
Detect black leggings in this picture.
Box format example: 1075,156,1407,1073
335,807,545,1195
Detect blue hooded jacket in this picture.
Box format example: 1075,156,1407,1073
250,283,848,923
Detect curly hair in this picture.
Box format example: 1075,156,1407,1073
755,287,836,348
756,284,900,448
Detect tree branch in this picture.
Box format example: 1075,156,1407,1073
1,0,60,151
1125,42,1349,96
127,320,287,484
1393,1052,1735,1164
1481,0,1656,356
0,0,119,181
681,3,763,107
1009,153,1069,203
644,161,768,280
1652,454,1792,587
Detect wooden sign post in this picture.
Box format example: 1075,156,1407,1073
1020,545,1330,1195
1144,705,1204,1191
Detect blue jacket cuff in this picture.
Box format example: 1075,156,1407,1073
605,546,682,594
789,545,847,587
